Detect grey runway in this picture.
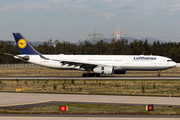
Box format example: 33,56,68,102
1,76,180,80
1,92,180,108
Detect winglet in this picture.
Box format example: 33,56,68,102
13,33,41,55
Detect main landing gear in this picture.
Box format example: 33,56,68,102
157,70,161,77
82,73,100,77
82,67,100,77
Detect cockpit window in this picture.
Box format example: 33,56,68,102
167,60,172,62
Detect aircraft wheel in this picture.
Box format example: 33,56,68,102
157,74,160,77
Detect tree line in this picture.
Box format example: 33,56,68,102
0,39,180,64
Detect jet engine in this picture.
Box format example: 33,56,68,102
93,66,114,75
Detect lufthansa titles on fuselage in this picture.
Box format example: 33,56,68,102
133,57,156,60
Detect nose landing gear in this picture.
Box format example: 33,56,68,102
157,70,161,77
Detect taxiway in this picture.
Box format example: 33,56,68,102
0,76,180,80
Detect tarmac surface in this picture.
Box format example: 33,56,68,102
1,76,180,80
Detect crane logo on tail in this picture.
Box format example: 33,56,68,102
18,39,27,49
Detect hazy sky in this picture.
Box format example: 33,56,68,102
1,0,180,42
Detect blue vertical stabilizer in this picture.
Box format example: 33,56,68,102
13,33,41,55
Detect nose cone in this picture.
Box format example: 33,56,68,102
173,61,177,67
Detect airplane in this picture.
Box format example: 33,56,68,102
4,33,177,77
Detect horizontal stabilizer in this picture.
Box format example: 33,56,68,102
4,53,29,61
4,53,15,56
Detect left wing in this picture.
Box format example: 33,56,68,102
39,55,99,68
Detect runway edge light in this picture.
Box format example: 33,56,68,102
59,106,68,111
146,104,153,111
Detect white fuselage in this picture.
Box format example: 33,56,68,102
19,54,176,71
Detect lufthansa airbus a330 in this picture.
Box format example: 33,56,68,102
4,33,176,77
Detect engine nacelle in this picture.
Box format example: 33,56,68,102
93,66,114,75
114,70,126,74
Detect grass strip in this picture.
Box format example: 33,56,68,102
1,79,180,96
0,103,180,115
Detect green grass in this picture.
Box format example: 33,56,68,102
1,80,180,96
1,103,180,115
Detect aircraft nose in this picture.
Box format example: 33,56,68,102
173,61,177,67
